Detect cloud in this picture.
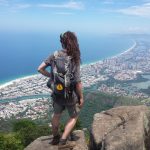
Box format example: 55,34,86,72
54,12,73,15
37,1,84,10
13,4,31,9
127,26,148,33
0,0,9,6
143,0,150,2
0,0,31,9
102,0,114,4
0,0,31,12
9,3,31,12
118,3,150,17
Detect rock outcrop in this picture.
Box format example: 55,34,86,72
90,105,150,150
25,105,150,150
24,130,88,150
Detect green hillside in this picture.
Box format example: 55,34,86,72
60,90,142,129
79,90,142,129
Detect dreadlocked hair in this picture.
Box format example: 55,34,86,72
60,31,81,65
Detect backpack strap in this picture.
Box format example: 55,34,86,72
51,51,58,83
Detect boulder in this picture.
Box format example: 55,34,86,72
25,130,88,150
90,105,150,150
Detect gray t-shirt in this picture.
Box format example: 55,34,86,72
44,49,81,105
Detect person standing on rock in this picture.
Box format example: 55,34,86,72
38,31,84,149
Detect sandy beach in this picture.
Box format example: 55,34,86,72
0,74,40,90
112,40,137,59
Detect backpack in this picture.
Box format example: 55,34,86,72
47,51,76,100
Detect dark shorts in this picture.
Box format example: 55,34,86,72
53,102,80,118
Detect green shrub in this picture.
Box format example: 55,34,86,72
74,118,82,130
0,133,23,150
17,124,38,146
13,119,36,132
12,119,51,147
36,125,52,136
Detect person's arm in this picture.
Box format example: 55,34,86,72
37,62,51,77
76,82,84,108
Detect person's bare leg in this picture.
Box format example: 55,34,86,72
61,116,78,139
51,113,61,136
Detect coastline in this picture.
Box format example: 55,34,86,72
81,39,136,67
111,39,136,59
0,40,136,90
0,74,39,90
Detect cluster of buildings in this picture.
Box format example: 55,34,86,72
0,97,52,120
98,84,148,99
81,38,150,99
0,75,51,100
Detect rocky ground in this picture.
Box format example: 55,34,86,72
25,105,150,150
24,130,88,150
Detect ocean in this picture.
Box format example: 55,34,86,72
0,32,133,84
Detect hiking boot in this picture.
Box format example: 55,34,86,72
58,139,76,150
49,134,60,145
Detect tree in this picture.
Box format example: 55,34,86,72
13,119,36,132
12,119,51,147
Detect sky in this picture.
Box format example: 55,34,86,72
0,0,150,34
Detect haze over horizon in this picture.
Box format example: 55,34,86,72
0,0,150,34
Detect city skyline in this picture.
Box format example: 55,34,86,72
0,0,150,34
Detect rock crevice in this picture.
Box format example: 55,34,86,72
90,105,150,150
